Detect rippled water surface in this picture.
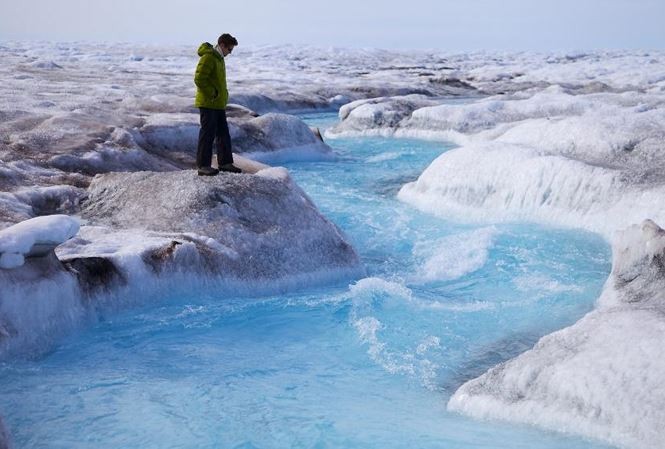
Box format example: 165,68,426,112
0,112,614,448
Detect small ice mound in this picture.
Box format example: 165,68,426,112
51,146,179,174
236,113,333,153
331,94,440,135
120,95,191,114
255,166,290,181
0,215,79,269
328,94,350,107
29,60,63,70
135,113,200,154
414,227,497,281
406,87,591,134
448,219,665,449
137,112,333,163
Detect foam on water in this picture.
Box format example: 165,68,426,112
0,113,614,449
413,226,497,281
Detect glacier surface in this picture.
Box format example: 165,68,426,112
2,41,665,448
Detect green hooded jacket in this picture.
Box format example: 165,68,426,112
194,42,228,109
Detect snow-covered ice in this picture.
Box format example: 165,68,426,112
0,215,79,268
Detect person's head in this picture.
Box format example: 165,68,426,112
218,33,238,56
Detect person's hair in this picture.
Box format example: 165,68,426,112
218,33,238,48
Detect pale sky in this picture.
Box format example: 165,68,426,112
1,0,664,51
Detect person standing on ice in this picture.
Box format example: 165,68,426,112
194,33,242,176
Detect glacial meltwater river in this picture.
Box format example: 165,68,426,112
0,112,614,448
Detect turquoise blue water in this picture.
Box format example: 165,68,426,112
0,113,613,449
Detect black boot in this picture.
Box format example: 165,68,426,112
219,163,242,173
198,166,220,176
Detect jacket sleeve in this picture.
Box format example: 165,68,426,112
194,55,217,99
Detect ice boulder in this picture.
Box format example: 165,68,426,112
329,94,441,136
448,219,665,449
135,111,333,166
79,170,360,281
0,169,360,357
0,215,79,269
229,91,332,114
231,113,334,163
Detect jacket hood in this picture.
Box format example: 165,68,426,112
197,42,215,57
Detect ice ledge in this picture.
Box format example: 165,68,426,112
0,168,362,360
448,219,665,449
0,215,79,269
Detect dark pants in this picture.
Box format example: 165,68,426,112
197,108,234,168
